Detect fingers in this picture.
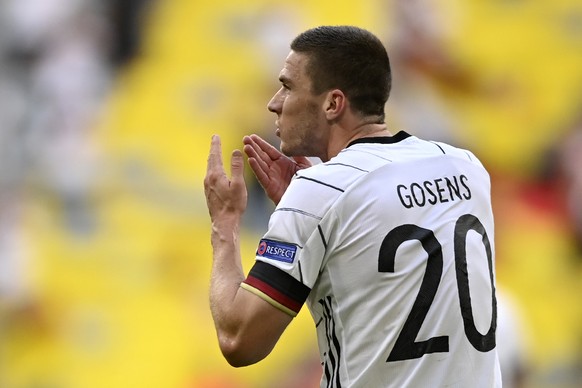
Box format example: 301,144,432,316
247,156,270,184
243,135,265,162
243,135,271,177
207,135,224,175
292,156,313,169
255,135,282,160
204,136,223,209
204,136,248,219
230,149,245,188
244,134,282,160
244,146,269,175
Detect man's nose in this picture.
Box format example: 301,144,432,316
267,92,281,113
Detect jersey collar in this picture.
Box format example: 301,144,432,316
347,131,411,148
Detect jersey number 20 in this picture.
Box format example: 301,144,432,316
378,214,496,362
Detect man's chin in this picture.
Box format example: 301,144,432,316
279,142,292,156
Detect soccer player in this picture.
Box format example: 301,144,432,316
204,25,501,387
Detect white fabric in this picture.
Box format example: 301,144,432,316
257,133,502,387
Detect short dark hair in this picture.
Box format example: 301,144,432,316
290,25,391,119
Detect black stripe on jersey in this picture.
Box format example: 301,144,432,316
465,151,473,161
346,131,411,146
275,207,322,221
248,261,311,305
318,225,328,250
325,162,370,173
323,357,332,388
430,141,446,154
296,176,345,192
320,296,342,388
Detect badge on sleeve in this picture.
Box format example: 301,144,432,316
256,239,297,263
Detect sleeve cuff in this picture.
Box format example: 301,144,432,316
241,261,311,317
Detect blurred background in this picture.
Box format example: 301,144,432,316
0,0,581,387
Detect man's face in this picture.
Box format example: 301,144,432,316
267,51,328,158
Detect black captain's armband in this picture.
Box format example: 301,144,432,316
397,175,472,209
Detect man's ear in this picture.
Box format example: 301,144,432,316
324,89,346,120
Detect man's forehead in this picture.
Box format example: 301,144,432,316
279,50,309,80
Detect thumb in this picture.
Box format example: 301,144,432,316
230,149,245,185
292,156,313,169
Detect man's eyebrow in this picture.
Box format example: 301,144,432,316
279,75,292,85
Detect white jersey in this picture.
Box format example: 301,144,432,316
242,132,502,387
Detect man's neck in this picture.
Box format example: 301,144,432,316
324,121,392,162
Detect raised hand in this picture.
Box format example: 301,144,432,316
204,135,247,224
243,134,312,205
